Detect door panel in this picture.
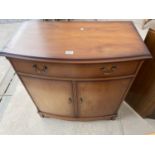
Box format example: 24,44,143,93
21,76,74,117
77,78,131,117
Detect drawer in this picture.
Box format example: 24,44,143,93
10,58,140,78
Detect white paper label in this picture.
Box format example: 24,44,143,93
65,50,74,55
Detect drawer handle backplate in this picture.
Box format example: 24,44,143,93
80,97,83,104
68,97,73,104
100,65,117,75
32,64,48,74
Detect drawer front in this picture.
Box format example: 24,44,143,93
10,59,140,78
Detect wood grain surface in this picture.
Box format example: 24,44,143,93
1,21,151,62
1,21,151,121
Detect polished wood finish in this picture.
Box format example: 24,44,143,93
10,58,140,79
77,79,131,117
0,21,151,121
1,21,151,61
21,76,75,117
126,29,155,118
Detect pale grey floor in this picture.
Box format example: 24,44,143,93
146,119,155,130
0,20,155,135
0,23,21,99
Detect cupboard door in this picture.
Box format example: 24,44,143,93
77,78,131,117
21,76,75,117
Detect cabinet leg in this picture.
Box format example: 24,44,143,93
110,115,117,120
38,111,45,118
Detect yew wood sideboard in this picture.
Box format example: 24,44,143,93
0,21,151,121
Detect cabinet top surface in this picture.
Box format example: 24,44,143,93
1,21,151,62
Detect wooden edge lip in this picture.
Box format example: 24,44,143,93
18,73,135,82
38,111,117,121
0,52,152,64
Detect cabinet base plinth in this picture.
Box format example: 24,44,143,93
38,111,117,121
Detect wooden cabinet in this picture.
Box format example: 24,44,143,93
0,21,151,120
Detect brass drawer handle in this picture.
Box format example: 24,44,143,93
80,97,83,104
100,65,117,75
68,97,72,104
32,64,48,73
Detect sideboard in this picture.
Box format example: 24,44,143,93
0,21,151,121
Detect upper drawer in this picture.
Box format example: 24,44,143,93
10,58,140,79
